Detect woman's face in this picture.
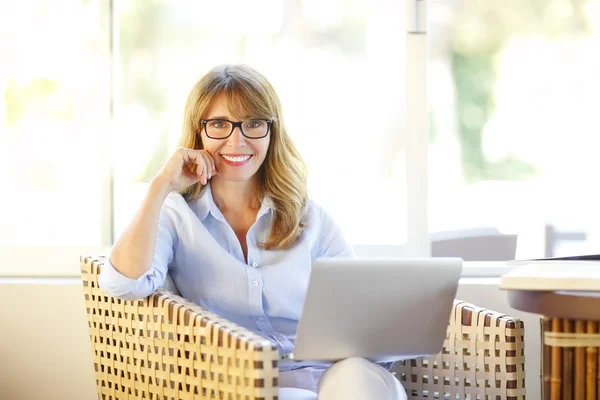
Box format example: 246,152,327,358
200,95,271,183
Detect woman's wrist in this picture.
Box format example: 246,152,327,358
149,176,173,200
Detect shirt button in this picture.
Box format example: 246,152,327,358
253,280,259,286
252,262,258,268
257,316,264,321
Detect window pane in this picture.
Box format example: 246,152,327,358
114,0,408,246
0,1,110,246
429,0,600,258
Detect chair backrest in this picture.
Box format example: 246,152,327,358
80,255,279,400
431,233,518,261
394,301,526,399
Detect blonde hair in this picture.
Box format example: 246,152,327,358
178,64,308,250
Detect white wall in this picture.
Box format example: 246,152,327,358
0,276,540,399
0,279,97,400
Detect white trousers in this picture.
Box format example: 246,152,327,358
278,357,408,400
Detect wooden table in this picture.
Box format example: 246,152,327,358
501,260,600,400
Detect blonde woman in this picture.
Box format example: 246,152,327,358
99,64,406,400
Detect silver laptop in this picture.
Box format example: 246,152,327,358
280,257,463,368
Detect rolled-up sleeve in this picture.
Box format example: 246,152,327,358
98,215,176,301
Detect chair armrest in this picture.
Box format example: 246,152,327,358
80,255,279,400
394,300,526,399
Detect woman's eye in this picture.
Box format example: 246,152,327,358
247,120,262,129
211,120,226,129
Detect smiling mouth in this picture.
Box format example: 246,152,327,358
220,154,253,163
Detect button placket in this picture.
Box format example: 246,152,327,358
247,267,267,328
246,241,261,269
246,219,266,270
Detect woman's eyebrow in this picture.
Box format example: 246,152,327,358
206,115,257,121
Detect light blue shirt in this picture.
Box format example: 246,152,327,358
99,183,355,357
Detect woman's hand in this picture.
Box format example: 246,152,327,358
154,147,217,192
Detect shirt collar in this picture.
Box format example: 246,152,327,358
194,182,273,222
257,195,274,219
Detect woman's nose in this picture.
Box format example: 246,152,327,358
226,125,247,147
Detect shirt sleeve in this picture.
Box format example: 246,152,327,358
315,205,356,259
98,213,176,301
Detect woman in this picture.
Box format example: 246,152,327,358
99,64,406,400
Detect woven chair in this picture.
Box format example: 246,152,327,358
81,255,526,399
395,301,526,399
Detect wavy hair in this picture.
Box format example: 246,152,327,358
178,64,308,250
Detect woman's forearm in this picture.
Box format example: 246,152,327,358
109,177,172,279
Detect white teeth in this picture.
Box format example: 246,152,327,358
222,154,251,163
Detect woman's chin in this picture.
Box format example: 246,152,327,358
212,171,256,183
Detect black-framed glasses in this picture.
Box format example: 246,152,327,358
200,118,272,139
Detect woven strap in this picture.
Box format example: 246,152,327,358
545,332,600,347
395,300,526,399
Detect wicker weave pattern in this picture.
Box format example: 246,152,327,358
80,256,279,400
394,300,526,399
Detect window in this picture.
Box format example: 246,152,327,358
429,0,600,258
7,1,543,273
0,1,111,247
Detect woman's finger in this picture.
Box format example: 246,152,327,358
195,159,203,176
199,151,215,180
200,150,214,169
181,147,199,164
201,163,208,184
183,148,208,169
207,152,217,175
205,154,214,181
200,153,210,180
182,148,213,184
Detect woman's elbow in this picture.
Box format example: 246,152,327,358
97,273,157,301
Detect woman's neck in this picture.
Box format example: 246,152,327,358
210,177,261,214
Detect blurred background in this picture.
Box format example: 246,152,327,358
2,0,600,266
4,2,597,397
